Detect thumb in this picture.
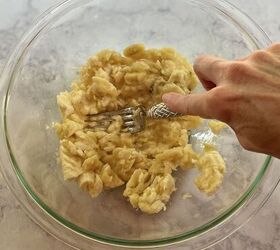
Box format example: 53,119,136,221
162,92,211,118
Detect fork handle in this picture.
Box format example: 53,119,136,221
146,103,182,119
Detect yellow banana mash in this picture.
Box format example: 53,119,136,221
55,44,226,214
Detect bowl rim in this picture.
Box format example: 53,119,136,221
0,0,277,249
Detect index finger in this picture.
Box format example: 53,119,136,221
162,92,213,119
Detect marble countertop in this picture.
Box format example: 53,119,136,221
0,0,280,249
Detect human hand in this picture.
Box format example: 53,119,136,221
162,43,280,158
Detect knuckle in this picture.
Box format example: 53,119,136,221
206,92,218,110
268,43,280,52
224,62,247,82
207,87,233,122
249,50,271,62
209,87,226,101
209,59,226,72
181,96,192,114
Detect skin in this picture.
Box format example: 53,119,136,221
162,43,280,158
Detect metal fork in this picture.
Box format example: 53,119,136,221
85,103,182,133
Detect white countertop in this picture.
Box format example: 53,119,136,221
0,0,280,249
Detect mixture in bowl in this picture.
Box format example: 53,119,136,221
55,44,226,214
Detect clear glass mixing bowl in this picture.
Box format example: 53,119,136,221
0,0,279,249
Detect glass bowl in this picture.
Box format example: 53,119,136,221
0,0,279,249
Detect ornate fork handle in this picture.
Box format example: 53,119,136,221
146,103,182,119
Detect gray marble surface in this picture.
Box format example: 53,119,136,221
0,0,280,249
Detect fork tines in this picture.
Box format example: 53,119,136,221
85,107,135,131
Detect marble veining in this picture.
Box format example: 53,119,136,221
0,0,280,249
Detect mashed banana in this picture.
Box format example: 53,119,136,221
195,146,225,194
55,44,226,214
